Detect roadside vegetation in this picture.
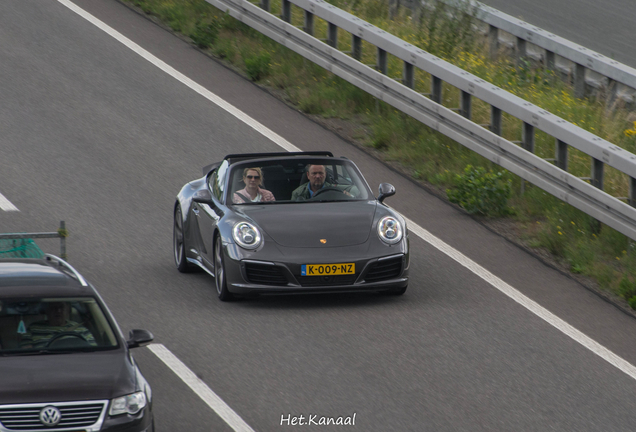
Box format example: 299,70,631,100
124,0,636,308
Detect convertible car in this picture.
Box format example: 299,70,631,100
173,152,409,300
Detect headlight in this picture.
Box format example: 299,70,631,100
232,222,262,249
377,216,403,244
110,391,147,416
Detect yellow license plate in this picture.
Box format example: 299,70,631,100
301,263,355,276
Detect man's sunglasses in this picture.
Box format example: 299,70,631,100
246,175,261,180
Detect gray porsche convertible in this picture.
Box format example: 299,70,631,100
173,152,409,300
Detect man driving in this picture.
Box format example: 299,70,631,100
20,301,96,349
291,164,358,200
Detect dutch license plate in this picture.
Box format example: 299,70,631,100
301,263,355,276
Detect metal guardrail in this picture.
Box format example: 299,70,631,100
417,0,636,102
0,221,69,259
205,0,636,240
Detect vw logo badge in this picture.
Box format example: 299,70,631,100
39,406,61,427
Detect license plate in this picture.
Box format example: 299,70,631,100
301,263,355,276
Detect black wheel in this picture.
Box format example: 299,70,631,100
214,235,233,301
174,206,191,273
382,285,407,296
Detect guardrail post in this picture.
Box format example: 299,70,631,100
519,122,535,194
281,0,291,23
403,62,414,88
555,139,568,171
575,63,586,98
630,177,636,207
260,0,270,12
488,25,498,60
430,76,442,104
388,0,399,19
490,106,502,135
351,35,362,61
606,78,618,108
304,11,314,35
546,50,556,72
460,91,471,119
60,221,67,260
327,23,338,48
591,158,604,189
377,48,388,75
523,122,535,153
516,37,526,67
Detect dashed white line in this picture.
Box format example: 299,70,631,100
0,192,18,212
148,344,255,432
59,0,636,425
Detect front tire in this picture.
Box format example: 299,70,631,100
214,235,233,301
174,205,191,273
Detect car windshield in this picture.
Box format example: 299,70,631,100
0,297,119,354
228,159,372,204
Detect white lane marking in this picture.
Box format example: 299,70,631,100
59,0,636,397
402,216,636,380
0,192,19,212
148,344,256,432
57,0,301,154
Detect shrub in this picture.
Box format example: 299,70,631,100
190,22,219,48
244,53,271,81
446,165,512,216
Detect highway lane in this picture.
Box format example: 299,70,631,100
476,0,636,69
3,0,636,430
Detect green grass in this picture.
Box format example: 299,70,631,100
124,0,636,307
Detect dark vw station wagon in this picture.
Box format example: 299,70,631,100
0,256,154,432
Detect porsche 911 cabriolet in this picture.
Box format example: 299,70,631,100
173,151,409,300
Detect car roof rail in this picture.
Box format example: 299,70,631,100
44,254,88,287
223,151,334,163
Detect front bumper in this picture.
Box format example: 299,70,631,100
224,249,409,296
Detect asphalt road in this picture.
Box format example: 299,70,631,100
3,1,636,431
476,0,636,68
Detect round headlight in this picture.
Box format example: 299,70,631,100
377,216,403,245
232,222,263,250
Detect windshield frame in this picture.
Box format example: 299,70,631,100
226,157,374,205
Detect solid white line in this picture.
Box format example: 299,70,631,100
147,344,256,432
59,0,636,398
402,216,636,380
0,192,19,212
57,0,301,154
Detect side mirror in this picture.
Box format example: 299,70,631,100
192,189,213,204
127,329,154,349
377,183,396,203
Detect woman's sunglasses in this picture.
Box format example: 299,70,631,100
246,175,261,180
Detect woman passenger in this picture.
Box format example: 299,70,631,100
232,167,275,203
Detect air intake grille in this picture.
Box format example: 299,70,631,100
0,402,105,430
244,263,288,285
364,256,402,282
297,275,357,287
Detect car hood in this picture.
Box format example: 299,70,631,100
239,201,378,248
0,349,135,404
